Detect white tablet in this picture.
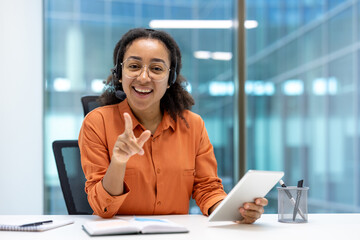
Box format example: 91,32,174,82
208,170,284,222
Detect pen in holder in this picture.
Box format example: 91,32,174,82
292,180,304,221
277,186,309,223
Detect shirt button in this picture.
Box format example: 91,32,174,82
157,168,161,174
157,201,161,206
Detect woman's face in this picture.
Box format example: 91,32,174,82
121,38,171,115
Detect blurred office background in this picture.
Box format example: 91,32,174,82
1,0,358,215
43,0,360,214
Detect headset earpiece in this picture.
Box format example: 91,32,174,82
172,70,177,85
169,59,177,86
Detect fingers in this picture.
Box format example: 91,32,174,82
138,130,151,145
237,198,267,224
131,130,151,155
119,134,144,155
255,197,268,206
113,113,151,161
123,112,134,136
238,206,262,224
236,213,258,224
123,113,151,146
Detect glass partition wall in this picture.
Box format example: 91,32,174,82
44,0,237,214
246,0,360,213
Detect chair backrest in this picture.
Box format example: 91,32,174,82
81,95,101,117
52,140,93,215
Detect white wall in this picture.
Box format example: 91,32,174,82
0,0,43,214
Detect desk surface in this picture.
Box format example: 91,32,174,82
0,214,356,239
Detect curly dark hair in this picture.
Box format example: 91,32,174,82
99,28,194,124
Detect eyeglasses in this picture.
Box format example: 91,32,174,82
121,58,171,82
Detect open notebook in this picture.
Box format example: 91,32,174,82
82,217,189,236
0,220,74,232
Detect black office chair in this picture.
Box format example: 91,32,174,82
52,140,93,215
81,95,101,117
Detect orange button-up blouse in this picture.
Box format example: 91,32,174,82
78,99,227,218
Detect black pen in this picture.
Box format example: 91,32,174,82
19,220,53,227
279,179,306,220
292,180,304,221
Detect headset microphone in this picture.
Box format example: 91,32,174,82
110,64,126,100
115,90,126,100
111,65,118,80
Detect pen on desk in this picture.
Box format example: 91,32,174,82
279,179,306,220
292,180,304,221
19,220,53,227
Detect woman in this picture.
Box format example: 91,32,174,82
79,28,267,223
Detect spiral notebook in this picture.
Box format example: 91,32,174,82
0,219,74,232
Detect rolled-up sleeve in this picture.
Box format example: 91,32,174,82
192,119,227,216
78,111,130,218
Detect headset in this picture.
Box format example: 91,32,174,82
169,60,177,86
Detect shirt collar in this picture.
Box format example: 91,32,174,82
161,111,176,132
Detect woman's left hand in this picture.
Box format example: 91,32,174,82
237,198,268,224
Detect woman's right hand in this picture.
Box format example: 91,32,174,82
112,112,151,163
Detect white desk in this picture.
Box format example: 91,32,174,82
0,214,357,239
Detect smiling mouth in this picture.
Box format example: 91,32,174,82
133,87,153,94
